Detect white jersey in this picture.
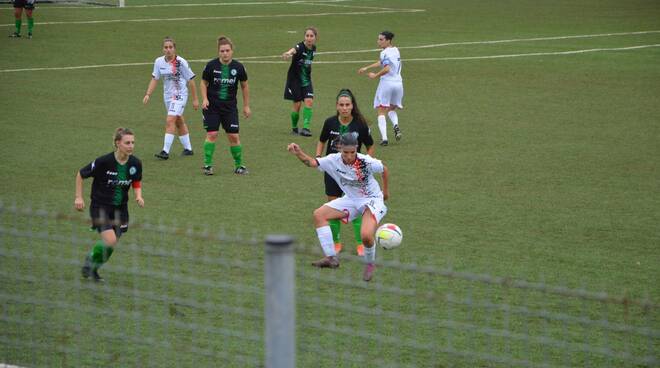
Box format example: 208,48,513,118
151,55,195,102
379,47,402,82
317,152,384,199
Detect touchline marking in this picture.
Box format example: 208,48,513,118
2,44,658,73
0,0,357,10
0,9,423,26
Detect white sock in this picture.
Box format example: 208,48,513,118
162,133,175,153
387,110,399,127
316,226,336,257
179,133,192,150
364,244,376,264
378,115,388,141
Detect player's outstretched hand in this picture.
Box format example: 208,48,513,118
202,99,209,110
142,94,150,105
136,196,145,208
192,99,199,111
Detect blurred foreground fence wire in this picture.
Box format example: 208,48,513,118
0,203,657,367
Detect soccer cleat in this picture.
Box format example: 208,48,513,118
81,256,92,279
181,149,194,156
334,242,343,254
234,166,249,175
155,150,169,160
312,256,339,268
363,263,375,282
393,125,402,141
300,128,312,137
356,244,365,256
9,32,21,38
291,128,299,135
380,140,388,146
92,269,104,282
203,165,214,176
27,33,32,39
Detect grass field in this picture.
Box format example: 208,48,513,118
1,0,659,367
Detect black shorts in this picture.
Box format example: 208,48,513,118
90,202,129,236
13,0,35,9
324,172,344,197
284,80,314,102
203,105,239,133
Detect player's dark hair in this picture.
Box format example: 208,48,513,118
305,26,318,38
339,132,359,147
217,35,233,50
336,88,370,127
380,31,395,41
163,36,176,48
113,127,134,148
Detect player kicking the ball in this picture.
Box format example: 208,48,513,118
287,133,389,281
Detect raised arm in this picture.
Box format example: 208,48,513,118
287,143,319,168
282,47,297,60
358,61,382,74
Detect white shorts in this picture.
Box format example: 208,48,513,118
164,99,187,117
324,196,388,224
373,80,403,109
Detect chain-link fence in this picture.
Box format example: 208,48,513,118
0,203,657,367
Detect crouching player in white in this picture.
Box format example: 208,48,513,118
287,133,389,281
143,36,198,160
358,30,403,146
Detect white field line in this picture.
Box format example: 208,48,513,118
0,8,423,26
1,364,27,368
0,0,360,10
2,44,658,73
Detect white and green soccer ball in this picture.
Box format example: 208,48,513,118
375,223,402,250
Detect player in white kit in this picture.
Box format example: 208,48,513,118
143,37,199,160
287,133,390,282
358,31,403,146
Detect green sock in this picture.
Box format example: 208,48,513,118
203,140,216,166
329,219,341,243
302,106,313,129
15,19,21,34
291,111,300,129
352,217,363,244
230,145,243,168
89,241,114,269
27,17,33,34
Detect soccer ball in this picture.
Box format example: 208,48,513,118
375,223,402,250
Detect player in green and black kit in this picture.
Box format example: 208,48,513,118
282,27,317,137
74,128,144,282
316,89,374,256
200,36,251,176
9,0,35,38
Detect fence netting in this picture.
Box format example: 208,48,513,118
0,203,657,367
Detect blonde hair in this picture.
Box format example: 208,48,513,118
113,127,134,148
217,35,233,49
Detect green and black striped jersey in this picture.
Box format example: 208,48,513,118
202,59,248,106
286,42,316,87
